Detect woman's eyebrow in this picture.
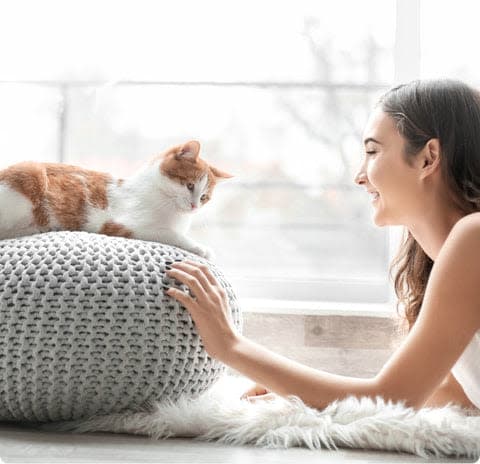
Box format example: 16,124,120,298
363,137,382,145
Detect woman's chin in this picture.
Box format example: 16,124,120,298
373,213,399,227
372,211,388,227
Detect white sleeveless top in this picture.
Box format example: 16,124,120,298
451,330,480,409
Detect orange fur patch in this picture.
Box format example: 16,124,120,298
45,163,112,229
0,162,113,230
99,221,133,238
0,162,50,227
158,145,208,184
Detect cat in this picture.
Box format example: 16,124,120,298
0,140,231,260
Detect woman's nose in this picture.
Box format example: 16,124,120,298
354,167,367,185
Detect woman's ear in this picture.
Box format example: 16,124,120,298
419,138,441,180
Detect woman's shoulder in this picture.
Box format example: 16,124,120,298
442,212,480,260
456,211,480,225
451,212,480,236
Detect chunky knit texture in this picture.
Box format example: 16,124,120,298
0,232,242,423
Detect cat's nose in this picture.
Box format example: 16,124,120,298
191,203,196,210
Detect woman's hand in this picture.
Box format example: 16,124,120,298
165,260,240,361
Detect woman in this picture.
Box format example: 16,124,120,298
166,79,480,411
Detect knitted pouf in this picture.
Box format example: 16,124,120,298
0,231,242,423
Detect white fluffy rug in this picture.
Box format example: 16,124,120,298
43,375,480,459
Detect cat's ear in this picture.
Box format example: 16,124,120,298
210,165,233,181
175,140,200,161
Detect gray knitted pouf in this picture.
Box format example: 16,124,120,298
0,231,242,423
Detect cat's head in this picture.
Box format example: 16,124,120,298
157,140,232,212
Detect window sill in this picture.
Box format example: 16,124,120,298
239,298,394,318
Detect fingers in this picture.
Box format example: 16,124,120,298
170,261,212,290
165,286,196,309
240,384,269,399
180,260,220,287
165,260,229,318
169,260,228,303
244,393,277,403
166,266,206,301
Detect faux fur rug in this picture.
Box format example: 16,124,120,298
42,375,480,459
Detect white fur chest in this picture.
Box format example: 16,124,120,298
103,167,192,240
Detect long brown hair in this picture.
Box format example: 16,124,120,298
379,79,480,330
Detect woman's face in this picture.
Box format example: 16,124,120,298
354,108,422,226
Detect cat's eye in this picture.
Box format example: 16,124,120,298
186,183,194,191
200,194,209,201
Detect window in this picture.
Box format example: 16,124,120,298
0,0,400,309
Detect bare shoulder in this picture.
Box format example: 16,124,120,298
454,211,480,228
431,212,480,327
442,212,480,255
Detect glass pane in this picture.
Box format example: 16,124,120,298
193,187,387,278
63,84,389,302
0,84,60,169
0,0,395,83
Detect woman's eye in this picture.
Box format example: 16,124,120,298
186,183,194,191
365,151,377,156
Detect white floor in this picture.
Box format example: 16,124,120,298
0,423,474,464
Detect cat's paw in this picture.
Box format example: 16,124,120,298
190,244,215,261
202,246,215,261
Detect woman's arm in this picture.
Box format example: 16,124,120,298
166,214,480,410
371,214,480,408
223,333,379,408
424,372,477,409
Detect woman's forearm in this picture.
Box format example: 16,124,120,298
223,334,379,410
166,261,436,410
166,261,389,410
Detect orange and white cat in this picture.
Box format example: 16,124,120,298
0,140,231,259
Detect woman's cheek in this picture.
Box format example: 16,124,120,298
367,161,379,185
